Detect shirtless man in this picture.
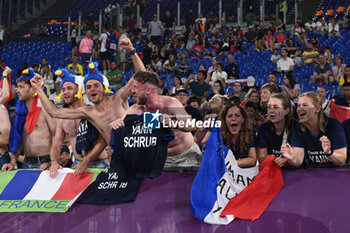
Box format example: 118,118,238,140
2,68,56,171
111,71,202,168
49,69,109,178
30,38,145,144
0,67,12,168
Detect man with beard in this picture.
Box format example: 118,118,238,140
30,38,145,145
48,69,109,178
2,68,56,171
110,71,203,168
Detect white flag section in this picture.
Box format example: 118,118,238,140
204,150,258,224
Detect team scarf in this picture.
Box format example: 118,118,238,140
9,96,42,154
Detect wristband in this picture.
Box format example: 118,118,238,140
325,149,334,157
129,48,136,56
1,76,7,80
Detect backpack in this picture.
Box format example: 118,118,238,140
104,32,117,52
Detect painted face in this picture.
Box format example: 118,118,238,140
225,106,244,136
85,79,104,104
260,88,271,103
268,97,288,123
62,82,78,105
16,81,33,102
297,96,319,123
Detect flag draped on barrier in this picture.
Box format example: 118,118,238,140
190,123,284,225
0,168,100,213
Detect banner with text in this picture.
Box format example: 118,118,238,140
0,168,100,212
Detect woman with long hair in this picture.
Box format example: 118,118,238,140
280,73,300,104
259,83,279,116
170,76,183,95
207,80,225,100
244,100,264,134
256,93,296,167
220,102,257,167
162,54,177,73
40,64,54,96
200,80,226,111
281,92,347,168
339,65,350,85
241,88,260,107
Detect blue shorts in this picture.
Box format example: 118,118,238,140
81,53,92,63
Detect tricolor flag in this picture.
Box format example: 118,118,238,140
0,168,100,212
191,122,283,225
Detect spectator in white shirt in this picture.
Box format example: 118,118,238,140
277,49,294,73
328,17,341,37
148,15,163,45
196,13,207,26
304,17,316,32
270,48,281,65
207,62,227,86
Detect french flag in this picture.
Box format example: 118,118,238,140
0,169,97,212
190,121,283,224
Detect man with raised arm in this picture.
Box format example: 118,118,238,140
30,38,145,145
0,67,12,168
2,68,57,171
110,71,203,168
48,69,109,178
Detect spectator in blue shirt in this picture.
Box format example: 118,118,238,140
310,54,332,85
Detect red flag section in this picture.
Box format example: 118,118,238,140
330,101,350,123
220,155,284,221
51,172,95,200
26,96,42,135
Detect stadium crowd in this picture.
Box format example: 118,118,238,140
0,9,350,177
